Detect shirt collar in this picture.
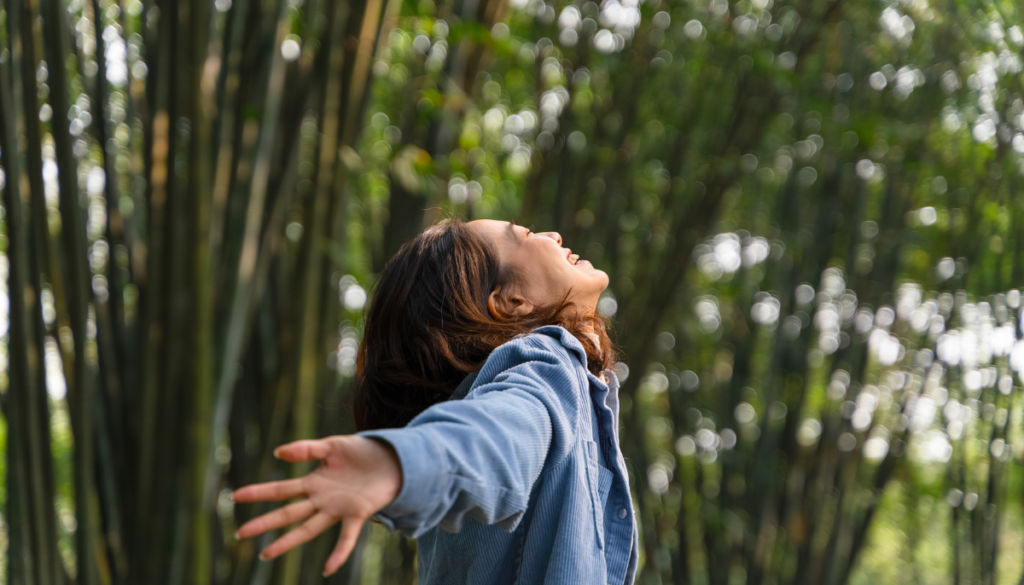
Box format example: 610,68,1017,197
530,325,589,367
448,326,604,401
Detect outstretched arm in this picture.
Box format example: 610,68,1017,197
357,373,556,537
232,333,581,575
357,334,582,537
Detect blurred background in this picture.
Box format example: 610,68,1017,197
3,0,1024,582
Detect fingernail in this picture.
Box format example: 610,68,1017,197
229,492,236,502
273,448,281,459
259,552,269,561
233,531,240,540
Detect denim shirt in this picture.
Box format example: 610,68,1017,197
358,326,638,585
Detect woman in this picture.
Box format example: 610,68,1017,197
232,218,638,584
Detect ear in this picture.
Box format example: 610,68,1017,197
488,289,535,319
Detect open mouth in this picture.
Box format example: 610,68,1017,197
565,248,587,266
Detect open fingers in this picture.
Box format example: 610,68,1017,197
259,512,336,561
272,439,335,462
232,477,307,503
323,517,365,577
235,499,316,540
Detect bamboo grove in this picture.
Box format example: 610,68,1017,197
3,0,1024,581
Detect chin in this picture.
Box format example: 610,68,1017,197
590,269,610,292
569,263,609,300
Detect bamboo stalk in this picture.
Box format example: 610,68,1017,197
189,0,216,574
276,7,351,579
39,0,102,580
206,0,251,300
0,21,44,584
13,0,64,578
203,0,290,513
86,1,133,579
160,0,201,579
291,0,348,452
133,0,175,573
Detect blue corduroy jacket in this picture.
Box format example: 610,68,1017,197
358,325,638,585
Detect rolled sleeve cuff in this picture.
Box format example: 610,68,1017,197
356,428,449,533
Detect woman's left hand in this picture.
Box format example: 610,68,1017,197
231,435,403,576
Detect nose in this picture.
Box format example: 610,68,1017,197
538,231,562,245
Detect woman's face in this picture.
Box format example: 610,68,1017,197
468,219,609,314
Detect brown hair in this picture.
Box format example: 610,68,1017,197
353,217,614,431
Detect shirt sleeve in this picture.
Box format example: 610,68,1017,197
356,333,584,538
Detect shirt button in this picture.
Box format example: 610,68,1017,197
618,508,628,519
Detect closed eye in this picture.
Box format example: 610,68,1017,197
509,221,533,241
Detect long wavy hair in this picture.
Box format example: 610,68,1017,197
353,217,615,431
